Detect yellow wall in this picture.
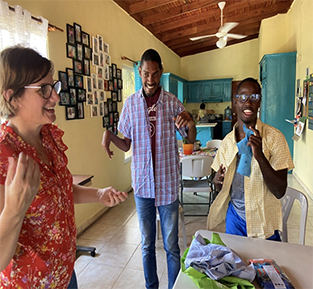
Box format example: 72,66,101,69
7,0,181,232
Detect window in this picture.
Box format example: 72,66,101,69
121,65,135,161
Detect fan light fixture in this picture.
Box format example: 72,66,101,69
216,36,227,49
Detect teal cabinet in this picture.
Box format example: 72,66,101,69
222,121,232,138
259,52,296,158
187,78,232,103
161,73,187,103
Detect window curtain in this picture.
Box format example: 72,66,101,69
0,0,48,56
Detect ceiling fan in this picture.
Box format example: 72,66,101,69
190,1,247,48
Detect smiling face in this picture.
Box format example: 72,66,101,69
235,80,261,128
13,72,60,128
139,60,163,97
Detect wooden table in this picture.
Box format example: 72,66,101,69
173,230,313,289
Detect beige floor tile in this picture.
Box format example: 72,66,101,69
124,212,139,228
77,261,123,289
125,245,143,271
112,268,145,289
79,223,121,242
110,225,142,245
92,242,138,267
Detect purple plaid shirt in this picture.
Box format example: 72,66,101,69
118,86,188,206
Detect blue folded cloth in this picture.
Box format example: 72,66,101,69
236,124,254,177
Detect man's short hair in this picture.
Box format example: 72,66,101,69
237,77,261,94
140,49,163,70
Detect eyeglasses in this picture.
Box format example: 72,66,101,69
24,80,61,99
235,94,262,103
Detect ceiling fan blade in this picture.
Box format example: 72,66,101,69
219,22,239,33
190,34,216,41
227,33,247,39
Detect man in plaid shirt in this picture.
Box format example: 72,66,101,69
102,49,196,289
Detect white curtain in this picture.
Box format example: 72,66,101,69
0,0,48,56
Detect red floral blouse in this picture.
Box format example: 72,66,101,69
0,123,76,288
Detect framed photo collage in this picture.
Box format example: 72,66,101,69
59,22,123,133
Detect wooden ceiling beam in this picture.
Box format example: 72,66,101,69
128,0,177,15
142,0,216,26
149,1,293,34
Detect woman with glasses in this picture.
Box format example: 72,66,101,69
207,77,294,241
0,46,128,288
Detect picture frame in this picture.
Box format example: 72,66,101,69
99,52,104,67
92,53,99,66
108,98,113,112
91,73,98,90
105,53,111,66
97,66,103,79
58,71,68,91
66,43,76,59
59,91,70,106
104,80,108,91
109,112,114,125
104,65,109,80
114,112,119,122
66,106,77,120
77,102,84,119
82,31,90,46
92,36,99,54
66,68,75,87
112,63,117,78
98,78,104,90
107,125,113,133
84,45,92,60
109,66,113,80
91,105,98,117
103,116,109,127
117,89,122,102
99,102,104,116
85,76,92,93
93,90,99,105
74,74,84,88
74,22,82,43
83,59,90,76
112,101,117,112
73,60,83,74
113,78,118,91
99,91,105,102
103,41,109,54
118,79,123,90
117,68,122,79
77,88,86,102
97,34,103,51
103,102,108,116
113,123,118,135
111,91,117,101
76,43,83,61
69,88,77,105
108,80,113,91
66,24,75,44
87,93,93,105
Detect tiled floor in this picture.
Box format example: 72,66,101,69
75,174,313,289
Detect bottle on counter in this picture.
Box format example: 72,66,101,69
224,106,232,120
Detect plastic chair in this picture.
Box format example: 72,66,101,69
281,187,308,245
156,203,187,248
180,155,214,216
206,139,222,149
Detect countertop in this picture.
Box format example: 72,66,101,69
196,123,217,128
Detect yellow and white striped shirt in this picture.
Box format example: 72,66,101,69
207,119,294,239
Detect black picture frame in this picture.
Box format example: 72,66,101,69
83,59,90,76
111,91,117,101
74,22,82,43
113,78,118,91
109,112,114,125
109,66,113,80
77,88,86,102
117,89,122,102
69,88,77,105
103,116,109,128
66,106,77,120
108,80,113,91
112,63,117,78
81,31,90,46
114,112,119,122
74,74,84,88
77,102,84,119
117,79,123,90
59,91,70,106
108,98,113,112
73,60,83,74
76,43,83,61
66,68,75,87
66,43,76,59
117,68,122,79
66,24,75,44
58,71,68,91
112,101,117,112
84,45,92,60
104,102,108,116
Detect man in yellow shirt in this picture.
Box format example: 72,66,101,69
207,77,294,239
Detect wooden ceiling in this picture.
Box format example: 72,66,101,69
113,0,294,57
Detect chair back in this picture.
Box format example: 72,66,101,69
206,139,222,149
281,187,308,245
181,155,213,178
